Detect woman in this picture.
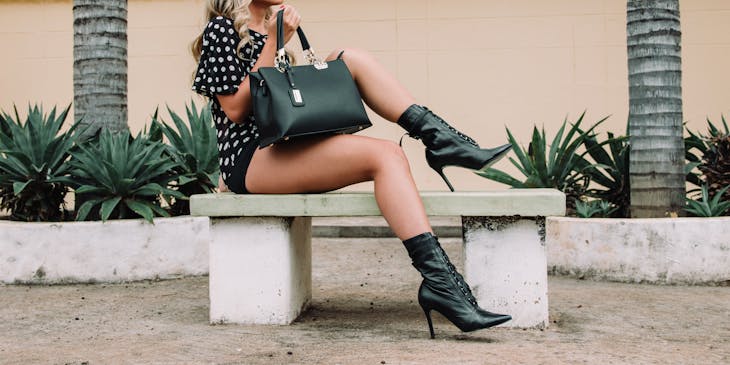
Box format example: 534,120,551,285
192,0,512,338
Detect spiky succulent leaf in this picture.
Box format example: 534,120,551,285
575,199,619,218
685,184,730,217
75,198,103,221
0,104,75,221
474,168,526,187
65,130,182,222
100,197,122,221
124,200,156,223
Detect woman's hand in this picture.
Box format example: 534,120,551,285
267,5,301,46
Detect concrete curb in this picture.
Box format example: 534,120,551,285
0,216,210,284
547,216,730,285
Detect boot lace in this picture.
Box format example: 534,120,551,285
430,112,480,148
437,246,479,308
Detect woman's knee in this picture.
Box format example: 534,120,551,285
327,47,371,73
369,140,410,173
327,47,362,60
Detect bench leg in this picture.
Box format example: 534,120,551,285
462,216,549,329
208,217,312,325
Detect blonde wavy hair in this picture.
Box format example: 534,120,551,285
191,0,273,64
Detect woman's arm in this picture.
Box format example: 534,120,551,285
217,6,300,124
215,40,275,123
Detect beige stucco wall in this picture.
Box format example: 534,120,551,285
1,0,729,191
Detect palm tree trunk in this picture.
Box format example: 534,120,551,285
73,0,128,137
627,0,685,218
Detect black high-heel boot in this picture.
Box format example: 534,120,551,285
403,232,512,339
397,104,512,191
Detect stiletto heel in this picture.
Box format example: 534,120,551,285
426,145,509,192
423,308,436,339
436,168,455,192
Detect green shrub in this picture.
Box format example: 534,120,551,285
0,104,76,221
575,199,619,218
152,100,219,215
685,184,730,217
685,116,730,188
579,131,630,218
61,130,184,222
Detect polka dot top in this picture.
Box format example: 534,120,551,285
192,16,266,187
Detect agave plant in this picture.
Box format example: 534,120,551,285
0,104,76,221
700,136,730,202
577,130,630,217
152,100,219,215
62,130,184,222
685,116,730,188
685,184,730,217
575,199,619,218
476,113,607,212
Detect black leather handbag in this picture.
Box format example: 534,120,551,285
249,10,372,148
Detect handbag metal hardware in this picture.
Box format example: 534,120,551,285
314,61,328,70
275,49,289,73
304,49,328,70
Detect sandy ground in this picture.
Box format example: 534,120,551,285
1,237,729,365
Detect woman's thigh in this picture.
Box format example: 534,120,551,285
245,134,406,194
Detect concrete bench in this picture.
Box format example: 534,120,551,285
190,189,565,328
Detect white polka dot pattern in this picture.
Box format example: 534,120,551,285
192,16,265,188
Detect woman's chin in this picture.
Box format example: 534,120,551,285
252,0,285,7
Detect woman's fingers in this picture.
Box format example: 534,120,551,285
280,5,300,42
285,6,300,28
267,5,301,44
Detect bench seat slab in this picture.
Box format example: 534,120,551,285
191,190,566,217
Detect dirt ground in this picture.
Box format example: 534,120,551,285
1,237,729,365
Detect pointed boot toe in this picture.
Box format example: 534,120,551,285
476,143,512,172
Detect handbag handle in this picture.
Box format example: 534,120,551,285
273,9,327,72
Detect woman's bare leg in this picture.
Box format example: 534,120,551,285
245,134,431,240
217,175,229,192
326,48,415,123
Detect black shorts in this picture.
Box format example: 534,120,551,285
225,142,257,194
